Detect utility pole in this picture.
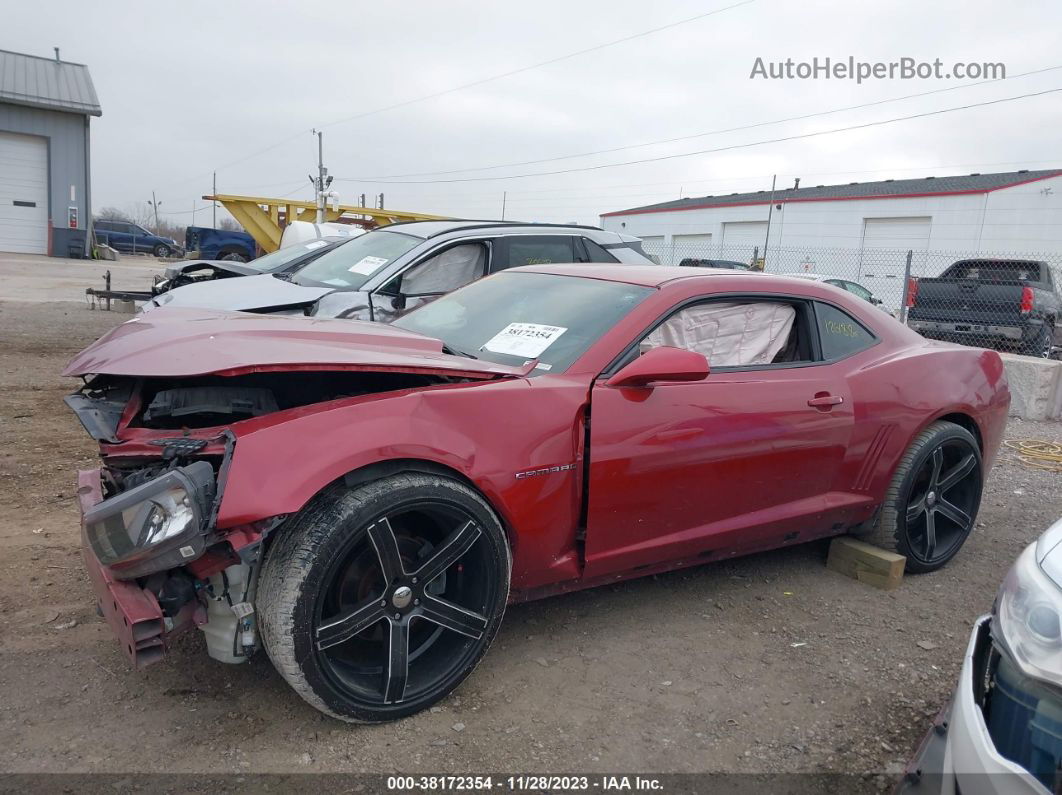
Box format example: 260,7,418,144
147,192,162,233
761,174,776,271
377,193,385,210
501,191,507,220
212,171,217,228
309,129,332,223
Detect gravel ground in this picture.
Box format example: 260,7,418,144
1,298,1060,790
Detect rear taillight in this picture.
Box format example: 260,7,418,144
1020,286,1035,314
905,277,919,308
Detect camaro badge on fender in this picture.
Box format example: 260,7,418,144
515,463,576,480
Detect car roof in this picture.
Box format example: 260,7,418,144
380,219,608,240
511,263,752,287
510,263,871,293
779,272,832,281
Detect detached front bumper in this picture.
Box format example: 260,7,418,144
898,617,1049,795
77,470,167,668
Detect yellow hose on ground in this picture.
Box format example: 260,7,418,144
1004,439,1062,472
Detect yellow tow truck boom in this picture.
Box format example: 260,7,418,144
204,194,450,253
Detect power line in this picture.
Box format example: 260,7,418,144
352,65,1062,180
166,0,756,189
336,87,1062,184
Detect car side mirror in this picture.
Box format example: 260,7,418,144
606,346,709,388
870,296,882,305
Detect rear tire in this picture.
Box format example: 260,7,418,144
220,251,248,263
257,473,511,723
860,421,982,573
1022,322,1054,359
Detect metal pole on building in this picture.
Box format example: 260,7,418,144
761,174,776,270
212,172,217,227
900,249,914,324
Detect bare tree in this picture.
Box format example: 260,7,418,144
96,206,133,221
218,218,242,232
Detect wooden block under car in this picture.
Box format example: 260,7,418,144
826,536,905,591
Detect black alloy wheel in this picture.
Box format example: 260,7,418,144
900,438,981,569
258,473,510,722
860,420,983,573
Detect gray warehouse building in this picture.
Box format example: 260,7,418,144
0,48,101,257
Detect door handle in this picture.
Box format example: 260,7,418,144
807,394,843,408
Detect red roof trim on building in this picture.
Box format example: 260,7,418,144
599,171,1062,218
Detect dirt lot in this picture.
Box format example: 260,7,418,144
1,295,1061,789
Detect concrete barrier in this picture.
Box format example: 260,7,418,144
1001,353,1062,421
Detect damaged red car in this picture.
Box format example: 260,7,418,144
64,265,1010,722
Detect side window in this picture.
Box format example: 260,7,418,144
641,300,812,368
94,221,112,232
495,236,575,271
579,238,619,263
839,280,873,301
399,243,486,295
815,302,876,360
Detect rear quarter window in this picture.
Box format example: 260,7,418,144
815,302,877,360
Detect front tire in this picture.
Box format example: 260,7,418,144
152,244,171,258
861,421,982,573
257,473,511,723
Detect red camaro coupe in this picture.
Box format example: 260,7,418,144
65,265,1010,722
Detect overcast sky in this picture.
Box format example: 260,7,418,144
8,0,1062,226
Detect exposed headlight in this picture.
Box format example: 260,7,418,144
83,461,215,579
993,524,1062,687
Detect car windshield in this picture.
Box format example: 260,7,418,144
393,271,653,374
292,230,421,289
243,239,338,273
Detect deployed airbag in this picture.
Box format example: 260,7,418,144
645,302,795,366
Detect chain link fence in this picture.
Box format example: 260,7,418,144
638,239,1062,359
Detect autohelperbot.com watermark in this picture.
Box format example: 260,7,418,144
750,56,1006,83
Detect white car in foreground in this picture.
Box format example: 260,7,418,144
901,517,1062,794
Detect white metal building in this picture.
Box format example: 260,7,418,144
600,169,1062,265
0,48,101,257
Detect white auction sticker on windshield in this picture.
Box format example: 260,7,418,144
347,255,389,275
305,240,328,250
483,323,567,358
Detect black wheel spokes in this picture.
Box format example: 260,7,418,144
316,596,389,651
316,511,490,707
905,442,979,564
412,520,482,586
366,516,405,584
418,594,488,639
384,619,410,704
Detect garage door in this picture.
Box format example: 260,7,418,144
721,221,767,260
858,217,932,312
671,233,713,264
0,131,49,255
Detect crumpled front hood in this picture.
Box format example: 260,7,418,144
63,307,524,380
164,259,260,279
151,273,335,312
